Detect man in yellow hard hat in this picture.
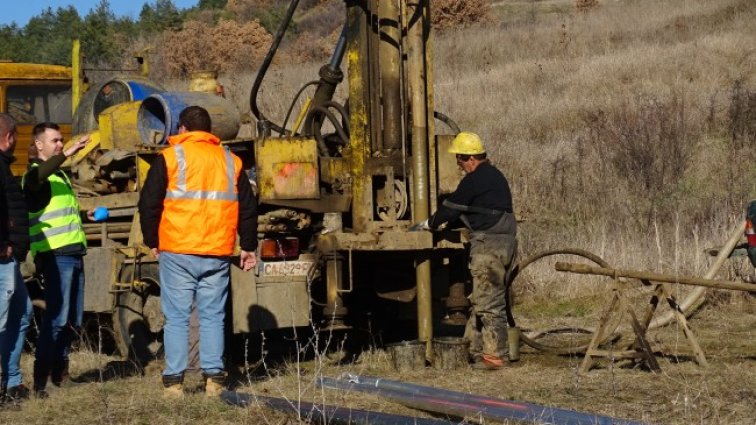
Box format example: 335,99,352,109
411,132,517,370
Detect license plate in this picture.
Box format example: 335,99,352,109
260,260,314,277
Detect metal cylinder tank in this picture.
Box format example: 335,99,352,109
73,78,163,134
137,91,241,144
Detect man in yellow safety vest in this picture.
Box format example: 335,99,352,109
23,122,90,397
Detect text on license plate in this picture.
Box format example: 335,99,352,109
261,261,314,277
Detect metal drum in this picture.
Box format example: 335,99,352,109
74,78,163,134
137,91,241,145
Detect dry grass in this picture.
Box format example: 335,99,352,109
1,303,754,424
4,1,755,424
433,0,755,269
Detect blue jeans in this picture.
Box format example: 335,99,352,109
159,252,229,377
35,254,85,382
0,257,33,388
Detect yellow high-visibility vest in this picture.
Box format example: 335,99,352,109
24,164,86,256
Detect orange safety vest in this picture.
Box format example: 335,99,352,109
158,131,242,256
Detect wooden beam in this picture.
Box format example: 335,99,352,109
555,262,756,292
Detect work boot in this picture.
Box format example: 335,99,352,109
0,384,31,409
472,354,506,371
162,374,184,399
6,384,30,401
203,371,227,397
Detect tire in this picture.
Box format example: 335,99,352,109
113,263,164,367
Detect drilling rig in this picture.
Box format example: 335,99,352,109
34,0,470,363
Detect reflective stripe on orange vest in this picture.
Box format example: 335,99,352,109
166,144,238,201
158,132,242,256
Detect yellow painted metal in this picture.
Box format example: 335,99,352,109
292,97,312,135
0,61,73,175
0,63,72,82
255,137,320,200
136,155,152,189
189,71,219,93
72,39,82,114
346,4,370,232
96,101,142,150
64,130,101,168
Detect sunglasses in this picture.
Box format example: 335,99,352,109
455,154,471,162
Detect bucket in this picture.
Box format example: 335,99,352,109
137,91,241,144
386,340,426,372
189,71,220,94
432,337,470,370
507,327,521,362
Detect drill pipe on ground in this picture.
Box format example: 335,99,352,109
318,375,650,425
220,390,465,425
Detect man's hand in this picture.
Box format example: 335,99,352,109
151,247,160,260
240,250,257,272
64,134,91,158
408,219,431,232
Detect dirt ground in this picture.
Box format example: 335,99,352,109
1,294,753,425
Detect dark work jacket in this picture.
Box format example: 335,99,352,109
23,156,86,256
138,155,259,253
0,150,30,261
428,161,514,232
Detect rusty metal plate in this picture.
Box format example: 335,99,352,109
255,137,319,200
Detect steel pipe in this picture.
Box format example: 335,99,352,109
221,390,461,425
319,375,650,425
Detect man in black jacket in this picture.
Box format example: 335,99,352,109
412,132,517,370
0,113,33,404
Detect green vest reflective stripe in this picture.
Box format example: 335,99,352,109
24,165,86,256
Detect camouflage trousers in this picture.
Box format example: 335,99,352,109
464,232,516,360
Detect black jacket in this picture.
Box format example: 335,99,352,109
138,155,258,253
0,150,29,261
429,161,513,232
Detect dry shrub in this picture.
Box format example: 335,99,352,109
575,0,600,12
284,28,340,63
728,78,756,149
294,0,343,37
157,18,272,77
226,0,272,18
431,0,491,30
584,93,698,226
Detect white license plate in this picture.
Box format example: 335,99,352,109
260,260,314,277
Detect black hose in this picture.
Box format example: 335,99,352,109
433,111,461,134
506,248,615,355
309,105,350,156
249,0,300,136
322,100,350,135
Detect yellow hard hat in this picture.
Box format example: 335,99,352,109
448,132,485,155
